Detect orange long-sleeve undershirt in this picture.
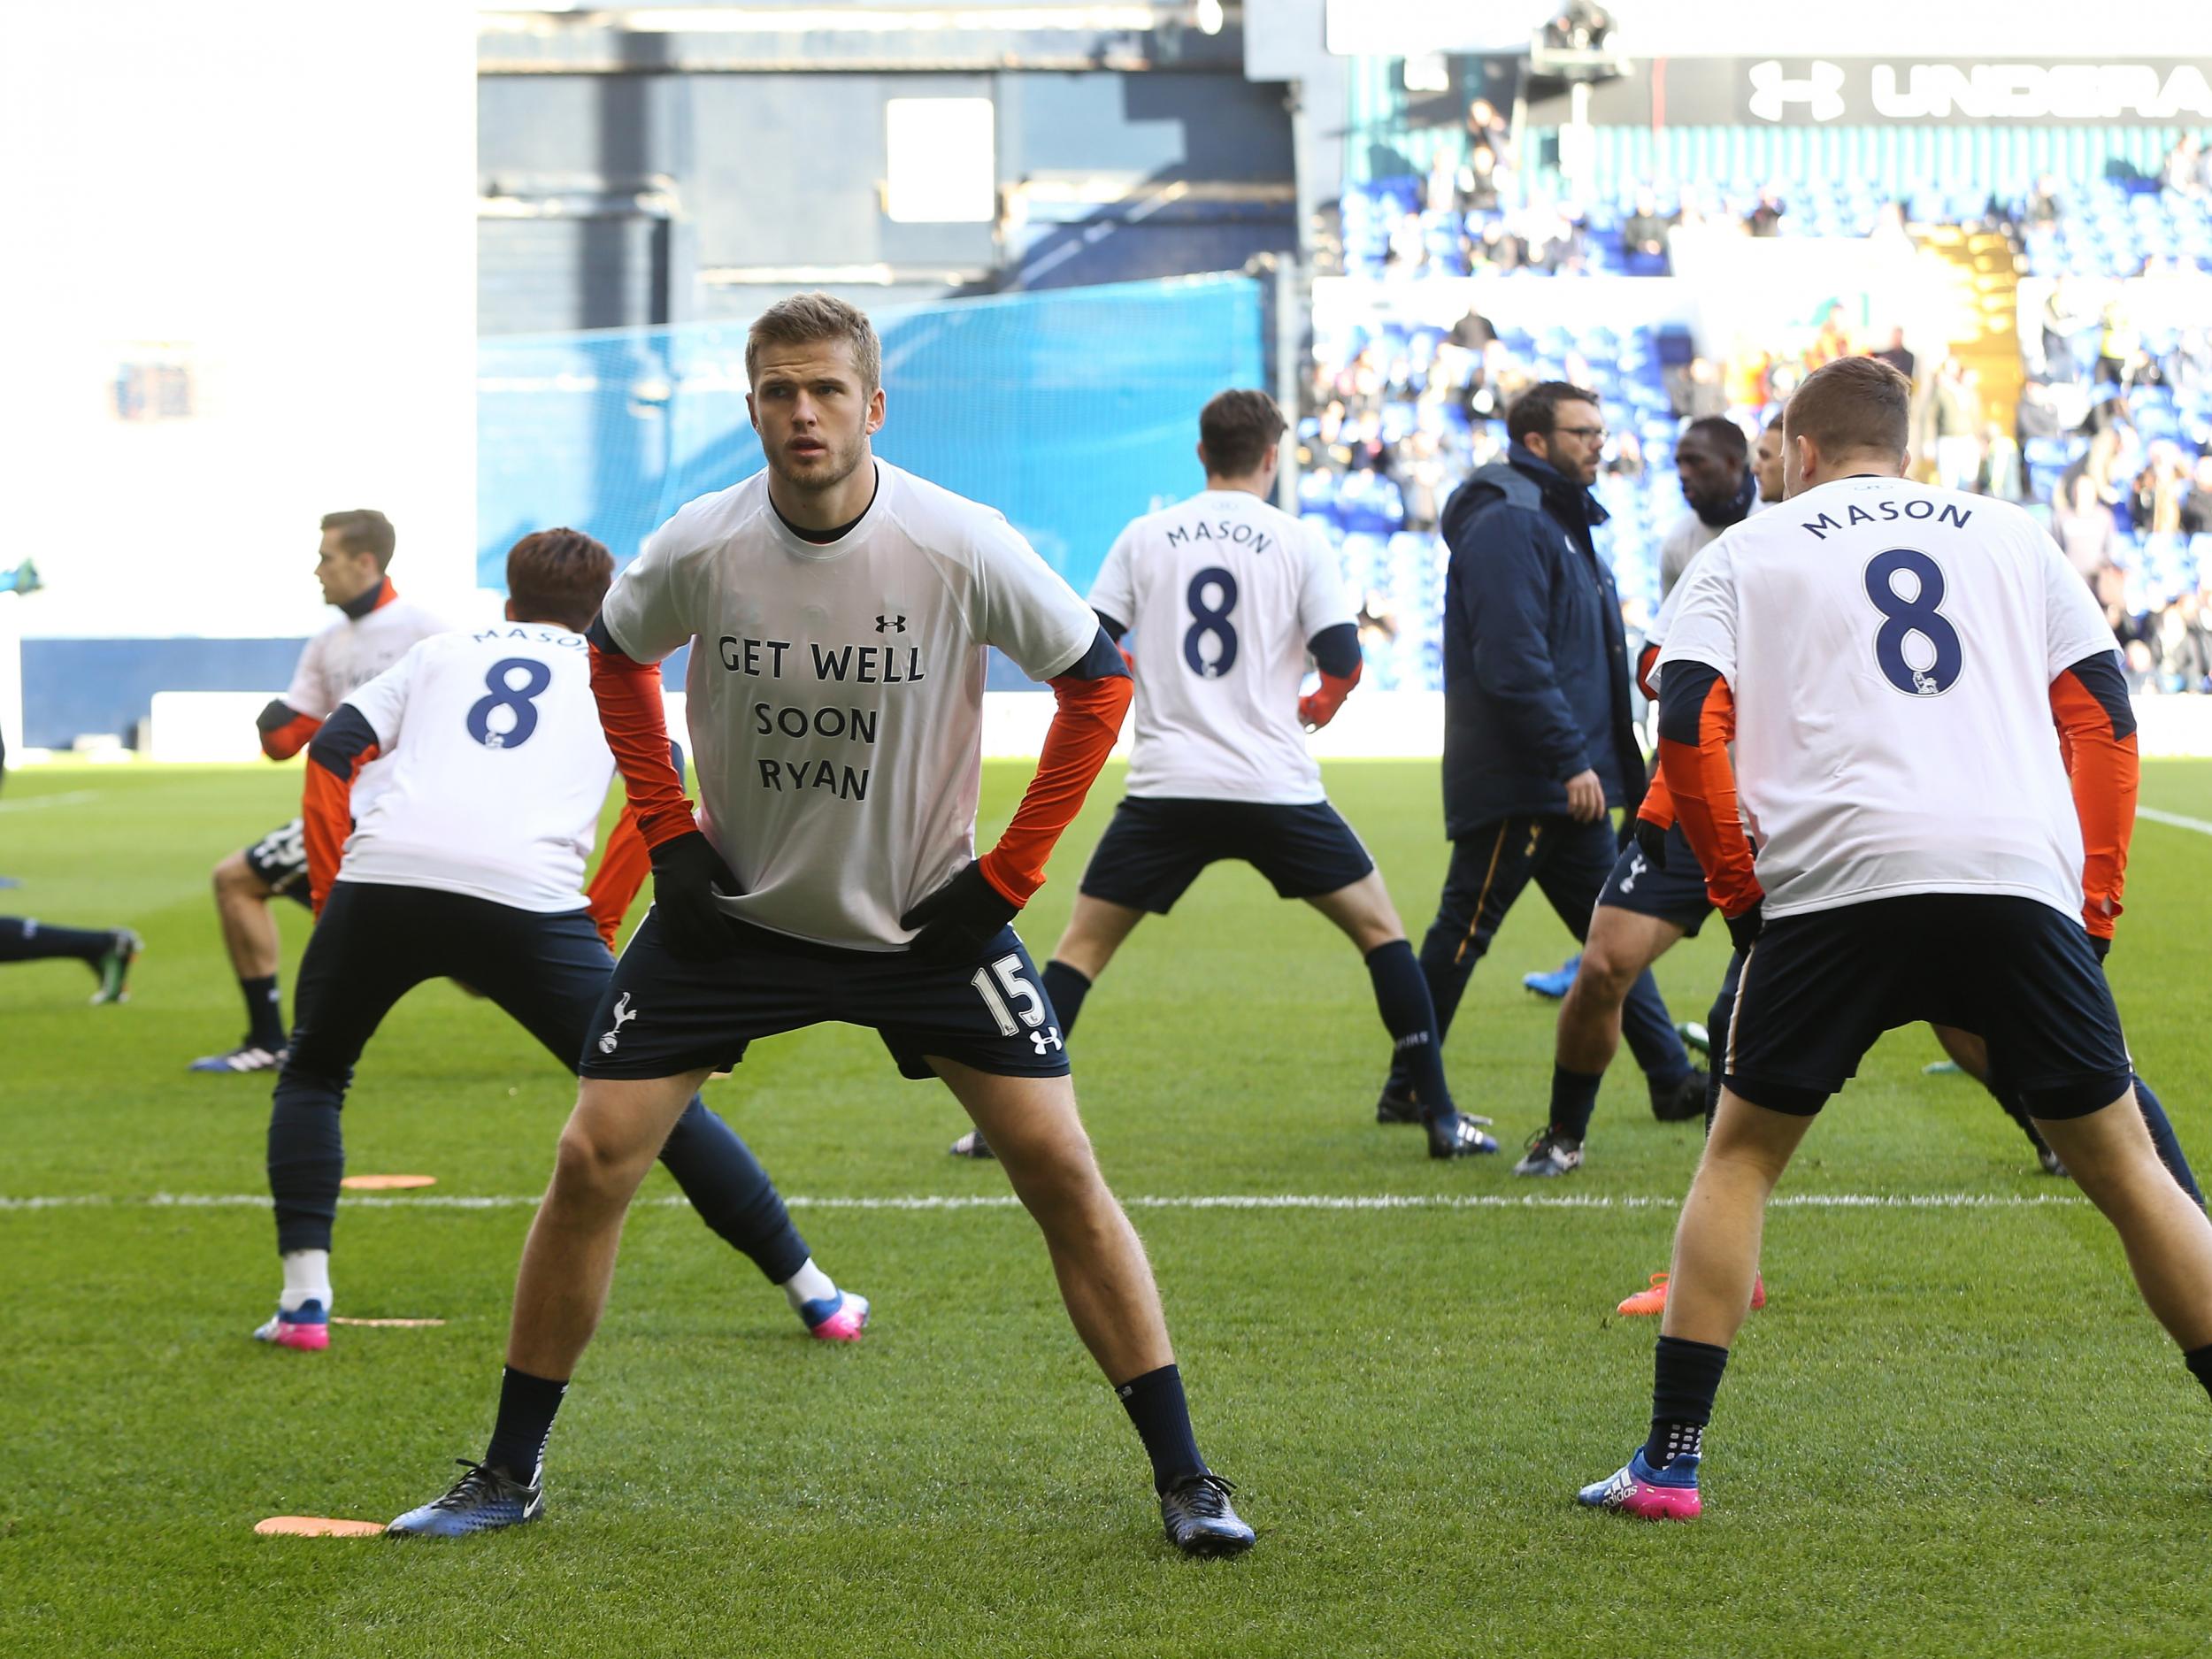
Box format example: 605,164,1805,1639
2050,661,2138,940
976,667,1133,905
1654,664,1763,919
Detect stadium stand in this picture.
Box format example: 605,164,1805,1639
1314,130,2212,698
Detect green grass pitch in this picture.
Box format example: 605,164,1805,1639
5,757,2212,1656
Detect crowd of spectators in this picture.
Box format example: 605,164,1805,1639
2026,328,2212,695
1302,296,2212,695
1325,135,2212,695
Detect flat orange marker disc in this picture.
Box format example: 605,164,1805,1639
341,1174,437,1191
329,1317,446,1328
255,1516,387,1538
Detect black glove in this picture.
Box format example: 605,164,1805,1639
649,830,742,961
1724,901,1764,955
1632,816,1670,870
900,863,1020,964
2091,933,2111,963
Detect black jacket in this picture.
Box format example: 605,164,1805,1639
1438,444,1645,835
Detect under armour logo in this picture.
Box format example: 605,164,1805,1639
1030,1025,1064,1056
1747,59,1846,122
875,614,907,634
597,992,639,1055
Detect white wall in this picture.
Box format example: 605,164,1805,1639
0,1,478,642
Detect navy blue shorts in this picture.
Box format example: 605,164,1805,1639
1724,894,2132,1119
580,909,1071,1084
242,818,315,910
1596,822,1711,934
1079,795,1375,914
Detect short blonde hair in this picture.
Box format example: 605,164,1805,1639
745,292,882,391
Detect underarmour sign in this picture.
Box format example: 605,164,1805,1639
1747,59,1846,122
875,614,907,634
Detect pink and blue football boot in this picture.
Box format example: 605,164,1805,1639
251,1298,329,1352
801,1290,870,1342
1576,1448,1701,1520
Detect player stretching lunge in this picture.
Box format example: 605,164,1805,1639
257,530,860,1355
388,296,1252,1555
194,511,446,1073
1578,356,2212,1520
949,389,1494,1164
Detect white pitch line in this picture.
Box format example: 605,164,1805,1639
0,790,98,815
2139,805,2212,838
0,1190,2095,1214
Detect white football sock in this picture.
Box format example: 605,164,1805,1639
280,1248,332,1313
779,1256,836,1313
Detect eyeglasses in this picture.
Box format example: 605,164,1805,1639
1551,424,1608,442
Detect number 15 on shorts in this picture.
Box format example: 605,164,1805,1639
972,955,1047,1034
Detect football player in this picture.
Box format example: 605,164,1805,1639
387,295,1252,1556
193,511,446,1073
1579,355,2212,1519
256,528,861,1354
948,389,1492,1164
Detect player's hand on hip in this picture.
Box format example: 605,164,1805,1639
649,830,743,960
1632,816,1670,869
900,863,1019,964
1724,900,1764,955
1563,768,1606,823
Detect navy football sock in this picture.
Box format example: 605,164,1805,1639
1646,1335,1729,1471
1041,960,1092,1038
1548,1064,1603,1143
241,972,285,1049
2186,1343,2212,1407
0,917,111,964
1365,939,1455,1116
486,1365,568,1482
2130,1075,2205,1206
1115,1363,1208,1492
658,1096,811,1282
267,1067,347,1256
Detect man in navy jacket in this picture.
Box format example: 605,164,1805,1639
1377,382,1703,1170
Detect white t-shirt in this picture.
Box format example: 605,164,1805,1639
332,623,618,912
1656,475,2116,924
283,587,449,813
1658,511,1726,599
598,460,1098,951
1088,488,1352,804
284,588,450,717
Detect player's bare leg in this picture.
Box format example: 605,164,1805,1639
936,1056,1171,1380
195,849,290,1071
1556,907,1686,1078
1303,868,1403,953
212,849,280,979
388,1070,710,1535
1659,1088,1815,1348
1050,894,1146,981
1510,905,1691,1177
1932,1024,2200,1198
504,1070,709,1379
936,1054,1250,1552
1574,1087,1813,1519
2035,1093,2212,1349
